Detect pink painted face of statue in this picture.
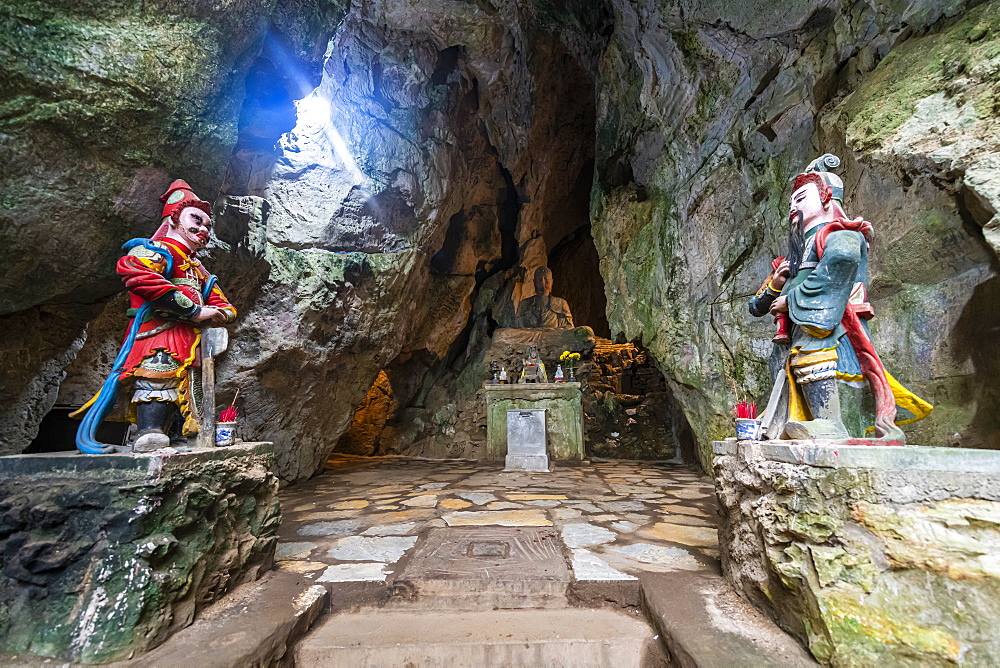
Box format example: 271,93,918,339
789,182,831,233
168,206,213,251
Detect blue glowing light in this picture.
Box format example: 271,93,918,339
296,92,330,125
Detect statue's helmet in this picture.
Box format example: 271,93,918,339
152,179,213,240
791,153,844,204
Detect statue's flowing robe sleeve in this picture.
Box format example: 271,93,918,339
749,257,785,318
786,230,863,336
749,283,778,317
115,242,237,381
515,298,533,328
551,297,574,328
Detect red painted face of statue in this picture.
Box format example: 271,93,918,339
168,206,213,250
789,182,831,233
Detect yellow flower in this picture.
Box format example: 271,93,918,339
560,350,570,360
570,353,581,360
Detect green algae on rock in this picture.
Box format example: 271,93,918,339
0,444,279,664
715,441,1000,665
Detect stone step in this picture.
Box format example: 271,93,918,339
386,526,573,611
639,571,818,668
295,608,668,667
117,571,328,668
386,573,571,610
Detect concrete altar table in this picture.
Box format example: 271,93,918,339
484,382,584,461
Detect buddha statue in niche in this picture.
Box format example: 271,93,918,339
515,266,574,329
486,265,594,378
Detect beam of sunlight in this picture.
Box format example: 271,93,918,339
267,31,368,189
292,91,369,187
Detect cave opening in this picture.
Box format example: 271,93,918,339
25,407,128,454
547,215,611,338
334,159,692,463
328,7,691,466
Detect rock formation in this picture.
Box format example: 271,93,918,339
0,0,280,455
1,0,997,480
715,441,1000,664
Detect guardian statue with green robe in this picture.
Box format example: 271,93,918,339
749,155,932,443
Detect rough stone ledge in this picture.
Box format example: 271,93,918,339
114,570,328,668
713,440,1000,473
713,438,1000,665
0,442,275,477
639,570,817,667
0,441,280,663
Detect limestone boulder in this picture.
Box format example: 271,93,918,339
0,444,280,664
714,441,1000,665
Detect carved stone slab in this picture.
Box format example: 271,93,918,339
391,527,570,610
506,408,548,471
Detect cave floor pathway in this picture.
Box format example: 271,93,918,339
277,454,720,583
275,455,814,666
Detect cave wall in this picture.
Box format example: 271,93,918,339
5,0,999,480
49,0,612,479
591,0,1000,470
219,1,613,478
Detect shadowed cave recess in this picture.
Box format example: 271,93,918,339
5,0,1000,482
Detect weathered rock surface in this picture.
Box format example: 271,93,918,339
122,570,327,668
714,441,1000,665
640,570,818,667
0,444,280,664
592,0,1000,470
25,0,612,481
583,340,687,461
5,0,1000,483
195,0,612,477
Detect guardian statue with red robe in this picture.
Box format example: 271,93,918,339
73,180,236,453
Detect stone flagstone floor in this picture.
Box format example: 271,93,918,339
276,455,719,584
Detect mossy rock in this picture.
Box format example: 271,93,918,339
844,2,1000,151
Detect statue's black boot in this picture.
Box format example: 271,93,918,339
168,411,189,448
134,400,176,452
785,378,851,440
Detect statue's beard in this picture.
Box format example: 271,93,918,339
787,211,805,279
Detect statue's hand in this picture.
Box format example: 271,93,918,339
770,260,791,291
769,295,789,315
193,306,224,323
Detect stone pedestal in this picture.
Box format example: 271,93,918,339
484,383,583,461
505,408,549,471
0,443,280,664
713,440,1000,666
